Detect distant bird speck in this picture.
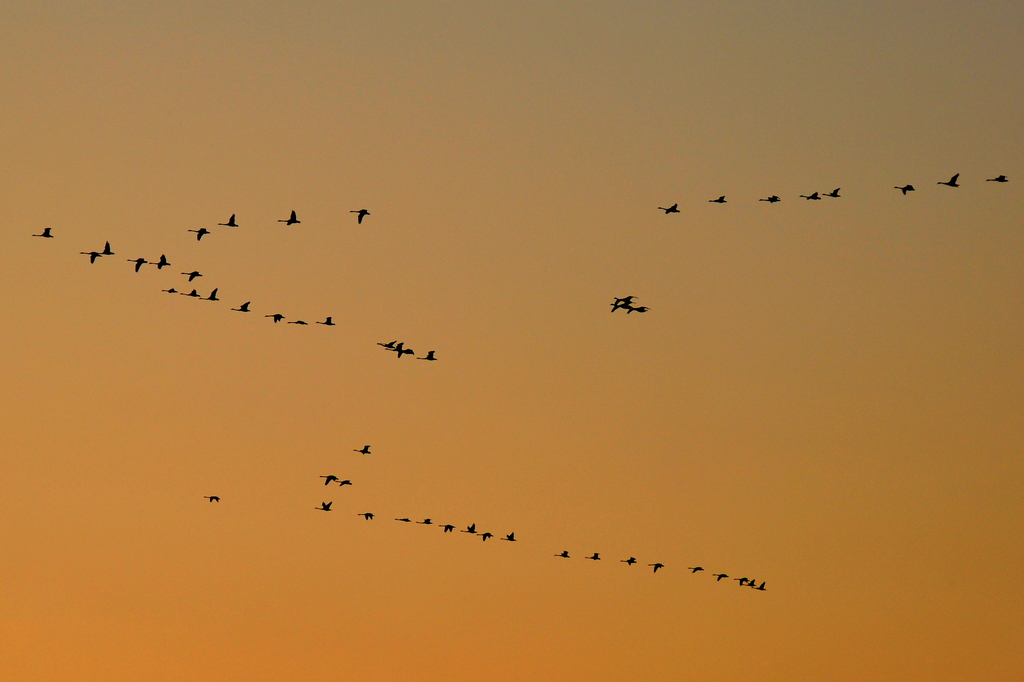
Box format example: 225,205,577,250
182,271,202,282
556,551,570,558
895,184,915,195
188,228,210,241
799,192,821,200
279,210,300,225
658,203,679,214
621,557,637,565
316,502,333,512
759,195,781,203
204,496,220,502
354,445,372,455
358,512,374,520
204,288,219,302
825,188,841,198
650,563,665,573
937,173,960,187
316,317,335,326
287,320,308,325
155,255,171,269
418,351,437,361
266,313,285,323
218,214,238,227
586,553,601,561
320,475,340,485
351,209,370,224
232,302,251,312
127,258,148,272
32,228,54,238
987,175,1008,183
80,251,102,263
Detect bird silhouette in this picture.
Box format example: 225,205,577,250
354,445,371,455
938,173,960,187
358,512,374,520
393,342,414,358
316,502,333,512
754,581,767,591
895,184,915,195
735,577,749,585
182,271,202,281
161,288,178,294
204,496,220,502
279,210,300,225
759,195,781,203
127,258,148,272
611,296,636,312
218,214,238,227
232,302,251,312
316,317,335,326
337,480,352,487
987,175,1008,183
442,524,455,533
378,341,397,350
461,524,477,534
501,533,516,542
204,288,219,302
32,228,54,238
418,351,437,361
266,314,285,323
155,255,171,269
351,209,370,224
624,305,649,314
799,192,821,200
182,289,201,298
188,228,210,241
80,251,102,263
395,517,412,523
825,188,841,197
287,320,308,325
481,532,494,541
586,553,601,561
658,203,680,214
556,551,570,558
621,557,637,565
687,567,704,573
649,563,665,573
713,573,729,581
709,196,727,203
320,475,340,485
101,242,114,256
417,518,432,525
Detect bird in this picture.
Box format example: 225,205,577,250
824,188,841,197
418,351,437,361
358,512,374,520
649,563,665,573
204,288,219,302
354,445,372,455
182,271,202,281
395,517,412,523
279,210,300,225
759,195,781,203
204,496,220,502
621,557,637,565
713,573,729,581
624,305,649,314
501,533,516,542
32,228,54,238
188,228,210,241
709,196,727,203
337,480,352,487
442,524,455,533
987,175,1008,183
80,251,103,263
351,209,370,224
127,258,148,272
799,192,821,200
611,296,636,312
556,551,570,558
461,524,477,534
754,581,767,591
161,288,178,294
320,475,340,485
937,173,960,187
287,320,308,325
316,502,333,512
154,255,171,269
586,553,601,561
101,242,114,256
394,342,414,358
417,518,432,525
182,289,201,298
895,184,915,195
316,317,335,326
231,302,251,312
687,567,704,573
734,577,750,585
266,313,285,323
218,214,238,227
658,203,680,214
377,341,397,350
481,532,494,541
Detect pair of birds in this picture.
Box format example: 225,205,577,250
79,241,115,263
555,551,665,572
611,296,649,314
896,173,1008,194
276,209,370,225
320,475,353,486
377,340,437,361
126,254,173,272
263,312,336,326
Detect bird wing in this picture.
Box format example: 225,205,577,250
950,173,960,183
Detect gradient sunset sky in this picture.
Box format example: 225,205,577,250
2,2,1022,680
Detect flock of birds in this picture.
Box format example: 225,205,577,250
31,172,1012,593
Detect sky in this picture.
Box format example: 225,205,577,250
1,1,1022,680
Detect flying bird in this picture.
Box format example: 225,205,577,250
127,258,148,272
556,551,570,558
161,288,178,294
611,296,636,312
735,577,749,585
218,214,238,227
799,192,821,200
337,480,352,487
266,314,285,323
937,173,960,187
481,532,494,541
418,351,437,361
621,557,637,565
759,195,781,203
204,496,220,502
825,188,841,197
625,305,649,314
709,196,727,203
586,553,601,561
377,341,398,350
649,563,665,573
501,533,516,542
461,524,477,534
316,502,333,512
354,445,372,455
442,524,456,533
188,228,210,241
358,512,374,520
181,289,201,298
279,210,300,225
287,320,308,325
80,251,102,263
393,342,414,358
32,228,54,238
895,184,915,194
316,317,335,326
351,209,370,224
101,242,114,256
320,475,340,485
754,581,767,591
155,254,171,269
713,573,729,581
204,288,219,301
182,271,202,281
232,302,251,312
658,203,680,214
417,519,433,525
395,518,412,523
986,175,1008,183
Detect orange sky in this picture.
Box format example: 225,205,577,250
1,2,1022,680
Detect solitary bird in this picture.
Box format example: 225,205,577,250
501,533,516,542
204,288,219,302
709,196,727,203
80,251,103,263
799,192,821,200
155,255,171,269
461,524,477,534
32,228,54,238
687,566,704,573
895,184,915,195
556,551,570,558
279,210,300,225
162,288,178,294
354,445,372,455
418,351,437,361
182,271,202,281
266,313,285,323
351,209,370,224
218,214,238,227
358,512,374,520
481,532,494,541
182,289,201,298
649,563,665,573
417,519,432,525
316,502,333,512
232,302,251,312
395,517,412,523
316,317,335,326
188,228,210,241
825,188,841,197
378,341,397,350
127,257,148,272
442,524,456,533
320,475,340,485
287,320,308,325
586,553,601,561
658,203,680,214
101,242,114,256
937,173,960,187
204,496,220,502
759,195,781,203
621,557,637,565
713,573,729,581
987,175,1008,183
